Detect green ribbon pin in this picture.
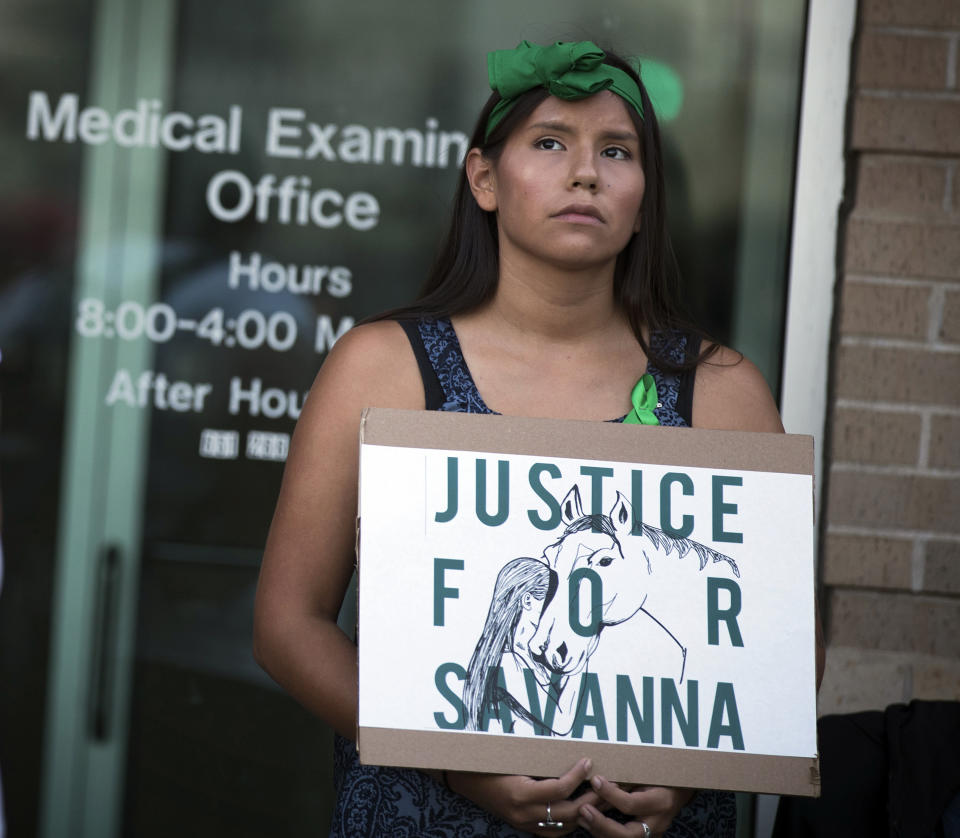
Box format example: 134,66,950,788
623,374,660,425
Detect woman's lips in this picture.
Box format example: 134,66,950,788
552,204,604,225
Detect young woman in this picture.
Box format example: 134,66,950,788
254,40,821,837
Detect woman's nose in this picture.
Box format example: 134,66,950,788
536,620,553,653
569,151,598,191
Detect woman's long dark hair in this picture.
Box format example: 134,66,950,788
373,47,716,373
463,557,550,731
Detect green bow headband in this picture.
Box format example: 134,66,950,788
486,40,645,140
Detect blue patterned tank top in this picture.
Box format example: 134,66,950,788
402,317,696,425
328,317,735,838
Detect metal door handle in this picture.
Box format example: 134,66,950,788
89,544,121,741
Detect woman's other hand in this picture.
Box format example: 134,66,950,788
577,777,695,836
448,758,600,836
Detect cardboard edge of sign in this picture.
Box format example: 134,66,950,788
356,406,820,799
358,727,821,798
358,407,814,475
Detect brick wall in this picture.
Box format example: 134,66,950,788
818,0,960,714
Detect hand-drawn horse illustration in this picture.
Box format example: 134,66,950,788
463,484,739,736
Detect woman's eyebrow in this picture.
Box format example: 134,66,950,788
601,129,640,143
527,121,639,143
528,120,571,132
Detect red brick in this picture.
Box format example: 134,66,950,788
823,533,914,588
925,540,960,593
829,589,960,656
827,470,960,533
861,0,960,27
835,345,960,407
942,289,960,341
855,156,950,215
845,218,960,279
839,281,931,339
852,94,960,155
930,414,960,468
856,31,951,90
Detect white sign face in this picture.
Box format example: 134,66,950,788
358,442,817,761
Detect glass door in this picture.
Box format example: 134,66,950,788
0,1,809,835
40,1,174,835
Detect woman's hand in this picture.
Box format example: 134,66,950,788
577,778,695,836
448,758,601,836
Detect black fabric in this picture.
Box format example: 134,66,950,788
675,334,700,427
772,711,887,837
398,317,445,410
886,701,960,838
773,701,960,838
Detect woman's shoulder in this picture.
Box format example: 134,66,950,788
326,317,412,358
306,319,425,415
325,318,416,372
691,343,784,433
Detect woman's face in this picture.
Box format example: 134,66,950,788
513,591,544,652
468,91,645,274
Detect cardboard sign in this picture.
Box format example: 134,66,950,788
356,408,820,797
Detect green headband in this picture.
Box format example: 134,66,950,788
485,40,644,140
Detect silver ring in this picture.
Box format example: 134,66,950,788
641,821,652,838
536,801,564,830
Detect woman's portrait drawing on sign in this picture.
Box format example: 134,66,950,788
464,484,740,738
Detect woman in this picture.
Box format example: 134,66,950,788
463,557,556,735
254,40,817,836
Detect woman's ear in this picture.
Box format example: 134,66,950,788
465,147,497,212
